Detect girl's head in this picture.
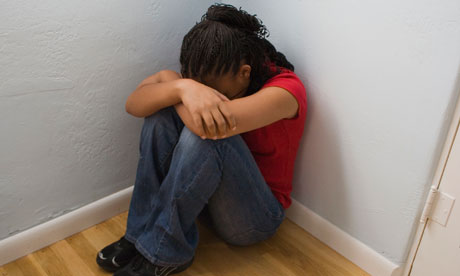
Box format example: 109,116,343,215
180,4,294,99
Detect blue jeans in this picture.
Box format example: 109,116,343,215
124,106,285,266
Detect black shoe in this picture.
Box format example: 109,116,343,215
114,254,194,276
96,236,138,272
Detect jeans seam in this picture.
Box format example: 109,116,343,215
153,197,177,259
152,138,219,263
158,139,179,173
157,124,184,172
124,233,137,244
174,145,220,199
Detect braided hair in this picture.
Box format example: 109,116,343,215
180,3,294,95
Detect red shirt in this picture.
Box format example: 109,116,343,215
241,68,307,209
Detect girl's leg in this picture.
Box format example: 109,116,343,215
125,106,184,241
131,127,285,267
206,139,285,247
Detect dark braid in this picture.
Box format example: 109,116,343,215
180,3,294,95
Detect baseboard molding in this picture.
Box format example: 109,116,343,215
285,198,403,276
0,186,133,266
0,187,403,275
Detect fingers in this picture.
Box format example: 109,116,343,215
192,113,206,139
202,121,212,139
211,108,227,138
214,91,230,102
185,88,236,139
213,93,235,133
201,111,217,138
218,102,236,130
200,103,236,139
198,108,230,139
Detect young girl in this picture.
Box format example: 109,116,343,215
96,4,307,276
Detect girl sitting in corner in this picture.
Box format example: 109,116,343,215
96,3,307,276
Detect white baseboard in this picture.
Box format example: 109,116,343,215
0,187,402,276
0,186,133,266
285,198,403,276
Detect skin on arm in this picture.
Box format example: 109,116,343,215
126,68,299,139
175,86,299,139
125,70,184,117
125,70,236,137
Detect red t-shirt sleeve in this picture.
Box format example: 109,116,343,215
261,71,307,120
242,69,307,209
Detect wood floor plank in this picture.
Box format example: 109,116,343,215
32,246,74,276
262,252,299,276
225,242,287,276
194,236,273,276
111,212,128,229
278,219,368,275
49,240,95,276
0,261,24,276
102,216,126,238
118,211,128,222
66,232,110,275
81,220,120,253
1,211,369,276
14,255,48,276
252,225,325,276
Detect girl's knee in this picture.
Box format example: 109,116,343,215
177,127,217,150
178,128,245,150
144,106,175,126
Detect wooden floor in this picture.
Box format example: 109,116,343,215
0,212,369,276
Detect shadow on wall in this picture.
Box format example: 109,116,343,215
291,80,352,230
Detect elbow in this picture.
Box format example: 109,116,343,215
125,98,144,118
125,100,132,115
125,99,135,116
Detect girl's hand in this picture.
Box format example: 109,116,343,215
178,79,236,139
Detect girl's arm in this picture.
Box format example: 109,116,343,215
127,70,298,139
126,70,236,138
125,70,184,117
175,86,299,139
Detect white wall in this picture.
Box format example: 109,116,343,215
227,0,460,265
3,0,460,268
0,0,215,240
